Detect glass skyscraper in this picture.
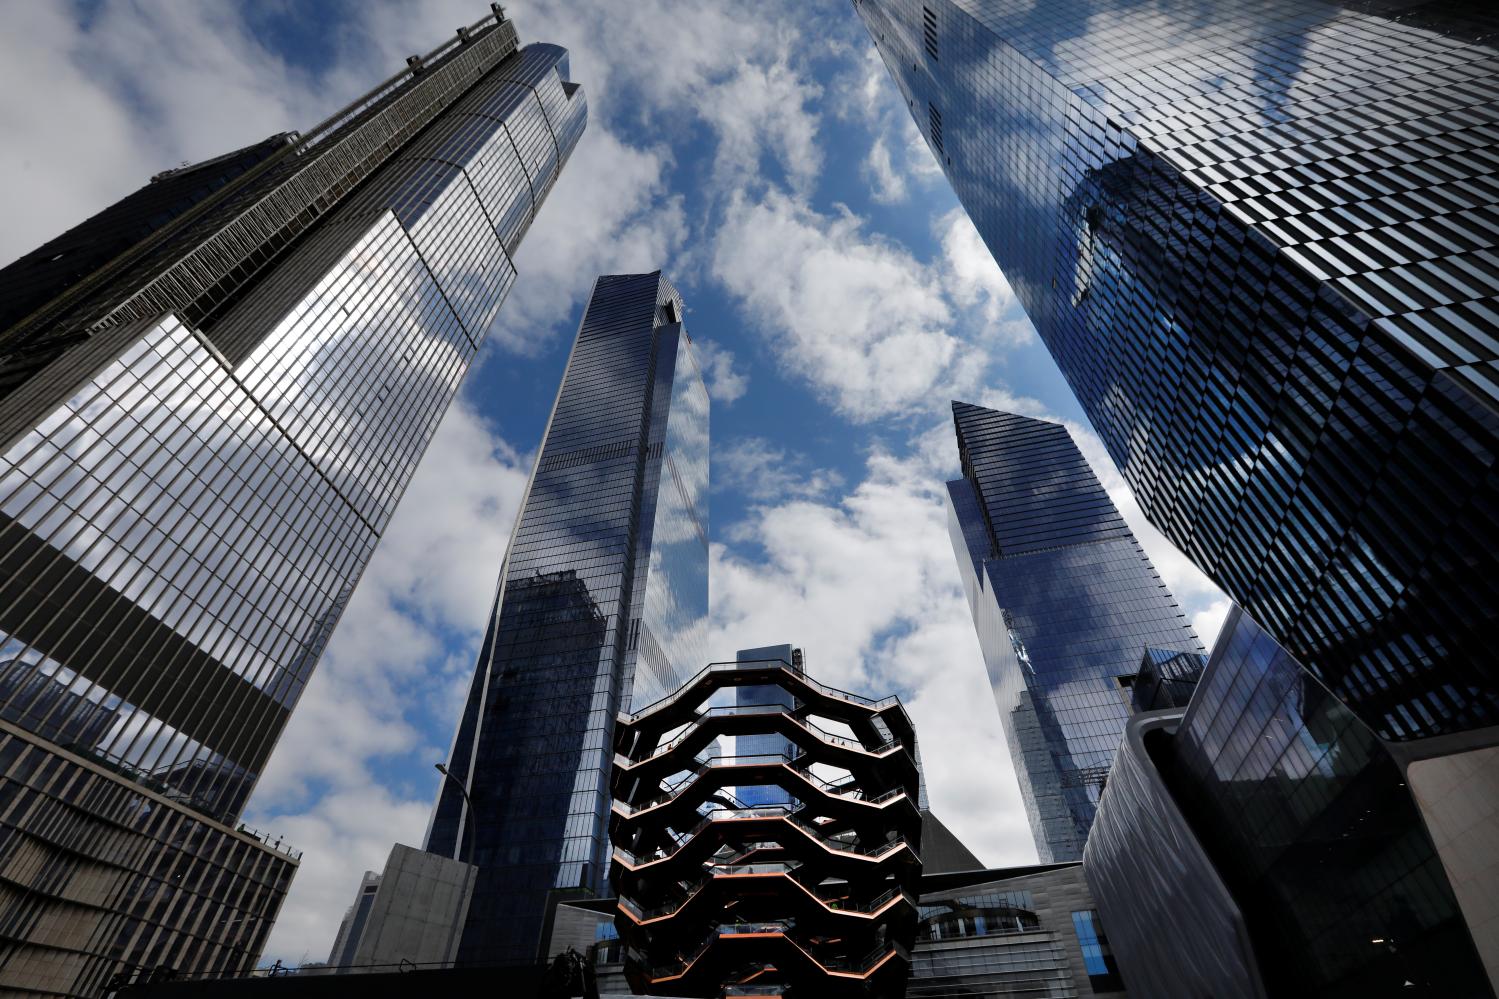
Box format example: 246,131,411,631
0,10,583,993
946,402,1202,861
426,272,710,966
856,0,1499,748
732,643,802,809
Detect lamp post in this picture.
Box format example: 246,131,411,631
434,762,479,968
434,762,478,865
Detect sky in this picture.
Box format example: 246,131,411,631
0,0,1228,965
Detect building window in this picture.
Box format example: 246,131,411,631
922,6,938,60
918,890,1040,942
1071,910,1125,991
929,103,944,156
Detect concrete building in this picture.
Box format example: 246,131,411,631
326,871,382,970
328,845,476,973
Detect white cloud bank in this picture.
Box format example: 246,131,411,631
713,192,973,421
708,441,1035,866
245,402,528,962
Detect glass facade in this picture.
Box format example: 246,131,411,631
0,11,584,991
732,644,801,808
910,864,1126,997
1083,709,1267,999
857,0,1499,744
426,272,710,965
1129,647,1207,713
918,887,1041,941
945,402,1201,861
1161,605,1487,997
1069,910,1124,992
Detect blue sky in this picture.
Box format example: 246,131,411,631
0,0,1227,964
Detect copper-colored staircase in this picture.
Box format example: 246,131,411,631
610,658,922,998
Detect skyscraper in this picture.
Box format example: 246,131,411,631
426,272,710,965
732,643,803,808
946,402,1202,861
856,0,1499,750
0,9,584,992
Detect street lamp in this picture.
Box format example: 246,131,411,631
434,762,478,865
434,762,479,969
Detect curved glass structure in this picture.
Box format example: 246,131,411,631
1087,607,1490,997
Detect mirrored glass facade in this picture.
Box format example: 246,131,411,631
945,402,1201,861
426,272,710,966
0,11,584,991
858,0,1499,744
732,644,801,809
1165,606,1487,997
911,864,1126,998
1129,647,1207,713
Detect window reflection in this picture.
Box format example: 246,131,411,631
917,889,1040,942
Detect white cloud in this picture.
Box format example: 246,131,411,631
249,788,432,967
246,401,528,961
714,437,844,504
863,134,907,204
901,111,945,182
846,40,949,209
712,190,988,422
1192,598,1233,651
691,337,749,405
494,128,687,353
0,1,357,268
699,56,824,195
938,209,1034,344
708,443,1033,866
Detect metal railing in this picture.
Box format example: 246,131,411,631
647,921,904,982
620,861,914,924
622,659,901,724
614,752,911,818
619,712,903,773
613,806,915,870
649,922,794,980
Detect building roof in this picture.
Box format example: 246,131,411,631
919,808,984,875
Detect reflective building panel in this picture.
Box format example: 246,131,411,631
427,272,709,966
1085,606,1491,998
1170,607,1487,996
857,0,1499,745
945,402,1201,861
0,10,585,991
912,864,1127,998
